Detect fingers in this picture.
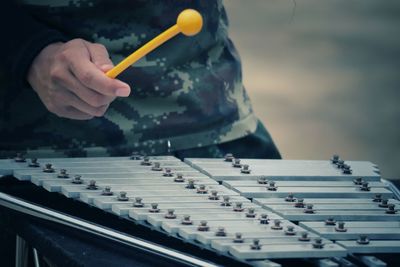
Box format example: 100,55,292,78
62,106,95,120
48,85,109,119
67,90,109,117
85,42,114,71
57,70,116,108
70,57,131,97
67,40,131,97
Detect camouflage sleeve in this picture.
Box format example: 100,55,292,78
0,0,266,158
0,1,67,89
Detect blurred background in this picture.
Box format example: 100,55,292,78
224,0,400,179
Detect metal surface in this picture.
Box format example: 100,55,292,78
228,242,346,260
15,235,28,267
185,158,380,182
2,156,400,266
0,192,218,267
33,248,40,267
338,240,400,254
186,156,400,261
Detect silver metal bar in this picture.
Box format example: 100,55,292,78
314,258,339,267
354,255,387,267
0,192,218,267
33,248,40,267
382,179,400,200
15,235,28,267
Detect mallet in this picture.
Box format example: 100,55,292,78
106,9,203,79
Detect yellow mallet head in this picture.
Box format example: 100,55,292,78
176,9,203,36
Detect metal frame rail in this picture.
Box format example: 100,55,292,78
0,192,219,267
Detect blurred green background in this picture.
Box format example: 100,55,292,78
224,0,400,179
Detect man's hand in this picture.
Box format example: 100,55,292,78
27,39,130,120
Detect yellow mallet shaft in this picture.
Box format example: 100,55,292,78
106,9,203,79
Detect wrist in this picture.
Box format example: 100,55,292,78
27,42,63,88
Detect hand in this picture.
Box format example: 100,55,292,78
27,39,131,120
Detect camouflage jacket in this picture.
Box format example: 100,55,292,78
0,0,258,158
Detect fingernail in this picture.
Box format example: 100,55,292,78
116,88,130,97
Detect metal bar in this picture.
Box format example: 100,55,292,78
382,179,400,200
15,235,28,267
33,248,40,267
0,192,218,267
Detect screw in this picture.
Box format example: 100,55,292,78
325,217,336,226
285,193,296,202
294,198,305,208
357,235,370,245
186,179,195,189
72,175,83,184
163,168,174,177
86,180,98,190
372,194,382,202
209,190,219,200
224,153,234,162
117,191,129,201
342,164,352,174
165,209,176,219
174,173,185,183
250,239,262,250
197,220,209,231
232,158,242,168
386,204,397,214
304,204,315,214
181,215,193,225
151,162,162,171
379,199,389,208
353,177,364,185
149,203,160,213
28,158,40,168
101,186,113,196
336,159,345,169
331,154,340,164
360,182,371,191
182,215,193,225
14,153,26,163
335,221,347,232
233,232,244,243
246,208,256,218
215,226,227,236
312,238,324,249
130,151,142,160
257,176,268,184
241,164,251,174
141,156,152,166
57,169,69,178
197,184,208,194
285,225,296,235
43,163,55,173
271,219,283,230
221,195,231,206
233,202,244,212
133,197,144,207
298,232,310,242
259,214,269,224
267,181,277,191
